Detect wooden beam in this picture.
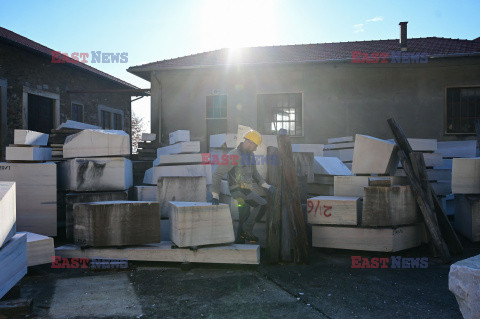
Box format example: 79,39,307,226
266,147,282,263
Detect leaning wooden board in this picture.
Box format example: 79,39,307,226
55,241,260,265
0,233,27,299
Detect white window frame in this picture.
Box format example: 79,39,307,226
98,105,124,130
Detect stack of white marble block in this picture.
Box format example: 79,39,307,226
0,131,57,236
323,136,355,170
58,129,132,241
309,134,422,252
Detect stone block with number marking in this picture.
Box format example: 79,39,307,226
307,196,361,225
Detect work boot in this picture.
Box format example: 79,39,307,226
240,231,259,243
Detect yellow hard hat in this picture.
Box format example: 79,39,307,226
244,130,262,146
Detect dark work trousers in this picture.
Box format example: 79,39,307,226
230,188,267,234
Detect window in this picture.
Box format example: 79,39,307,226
206,95,227,143
98,105,124,130
101,110,112,129
113,113,122,130
71,103,84,122
257,93,302,136
446,87,480,134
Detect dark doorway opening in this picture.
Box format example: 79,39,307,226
28,94,54,134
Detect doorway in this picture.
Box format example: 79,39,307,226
28,94,55,133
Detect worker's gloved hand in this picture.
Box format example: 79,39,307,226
268,185,277,195
211,198,220,205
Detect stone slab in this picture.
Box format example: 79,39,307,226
438,140,476,158
13,130,49,146
352,134,398,175
6,146,52,161
143,164,212,185
454,195,480,242
18,232,54,266
291,144,324,156
324,142,355,150
334,175,408,197
323,148,354,162
59,157,133,191
312,224,422,252
452,158,480,194
55,241,260,265
209,133,237,148
156,141,200,156
57,120,100,130
0,182,16,248
449,254,480,319
313,156,351,176
63,129,130,158
169,202,235,248
169,130,190,145
141,133,156,142
158,177,207,218
307,196,361,225
0,162,57,236
362,186,418,227
327,136,354,144
153,153,204,166
0,233,27,300
134,186,157,201
73,201,161,247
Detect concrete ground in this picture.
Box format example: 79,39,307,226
12,240,480,319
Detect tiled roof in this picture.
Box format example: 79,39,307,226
0,26,138,89
129,37,480,73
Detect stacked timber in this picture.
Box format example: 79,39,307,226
324,136,355,169
58,130,132,241
137,133,158,161
310,134,422,252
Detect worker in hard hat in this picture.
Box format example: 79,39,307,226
211,130,276,243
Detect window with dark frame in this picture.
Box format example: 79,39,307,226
257,93,302,136
446,87,480,134
206,95,227,143
113,113,122,130
101,110,112,129
71,103,84,122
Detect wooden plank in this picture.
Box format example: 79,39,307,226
55,241,260,265
307,196,360,225
0,233,27,300
158,177,206,218
0,182,16,248
311,224,422,252
266,147,282,263
18,232,54,266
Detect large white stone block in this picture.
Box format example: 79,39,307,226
449,254,480,319
323,148,354,162
210,133,237,148
143,164,212,185
14,130,49,146
314,156,351,176
63,129,130,158
0,182,16,248
0,233,27,300
59,157,132,191
170,202,235,247
169,130,190,144
0,162,56,236
6,146,52,161
334,175,408,197
153,153,204,166
352,134,398,175
307,196,361,225
324,142,355,150
57,120,100,130
327,136,354,144
158,176,207,218
292,144,324,156
142,133,156,141
452,158,480,194
157,141,200,156
18,231,55,267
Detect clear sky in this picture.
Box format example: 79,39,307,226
1,0,479,132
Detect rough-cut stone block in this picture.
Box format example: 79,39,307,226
142,133,156,142
169,202,235,247
352,134,398,175
314,156,351,176
452,158,480,194
324,148,354,162
292,144,324,156
293,152,314,183
18,232,54,266
59,157,132,191
454,195,480,242
63,129,130,158
334,176,408,197
143,164,212,185
449,254,480,319
328,136,354,144
0,233,27,300
156,141,200,156
0,182,16,248
158,177,207,218
134,186,157,201
0,162,56,236
57,120,100,130
153,153,204,166
307,196,361,225
14,130,49,146
324,142,355,150
362,186,418,227
312,224,422,252
64,191,128,241
74,201,161,247
438,140,476,158
6,146,52,161
169,130,190,145
210,133,237,148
